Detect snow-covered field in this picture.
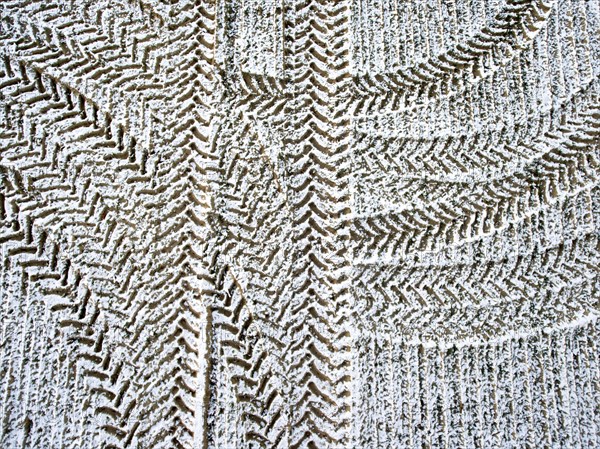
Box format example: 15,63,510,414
0,0,598,447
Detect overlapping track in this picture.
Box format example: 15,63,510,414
0,1,599,448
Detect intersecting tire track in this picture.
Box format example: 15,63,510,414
1,0,600,448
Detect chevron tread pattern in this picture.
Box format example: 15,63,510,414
0,1,599,448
